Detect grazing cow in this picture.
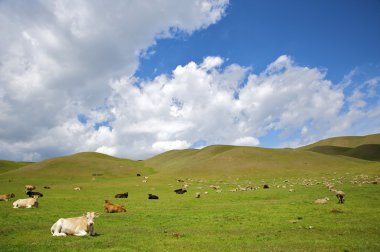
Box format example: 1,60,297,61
115,192,129,198
137,173,141,177
13,195,39,208
104,200,126,213
0,193,15,201
263,184,269,189
195,192,201,198
44,186,51,189
336,191,345,204
174,188,187,194
26,191,44,198
148,194,159,199
51,212,99,236
25,185,36,191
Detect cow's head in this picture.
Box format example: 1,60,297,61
84,212,99,227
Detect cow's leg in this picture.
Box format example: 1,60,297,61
74,230,88,236
51,220,66,236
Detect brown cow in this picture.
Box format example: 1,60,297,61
104,200,126,213
0,193,15,201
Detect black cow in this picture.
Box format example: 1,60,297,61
263,184,269,189
137,173,141,177
43,186,51,189
174,188,187,194
148,194,159,199
115,192,129,198
26,191,44,197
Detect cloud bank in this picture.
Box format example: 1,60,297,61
0,1,379,161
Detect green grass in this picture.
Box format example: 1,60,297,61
1,135,380,251
299,133,380,149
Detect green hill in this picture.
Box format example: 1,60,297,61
300,133,380,149
300,133,380,161
145,145,379,178
0,160,34,174
3,152,150,179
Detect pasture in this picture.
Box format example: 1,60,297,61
1,168,379,251
1,141,380,251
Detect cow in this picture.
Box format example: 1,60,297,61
104,200,126,213
0,193,15,201
13,195,39,208
195,192,201,198
25,185,36,191
174,189,187,194
263,184,269,189
115,192,129,198
137,173,141,177
26,191,44,198
336,191,345,204
51,212,99,236
44,186,51,189
148,194,159,199
74,187,81,191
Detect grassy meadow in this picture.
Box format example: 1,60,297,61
1,137,380,251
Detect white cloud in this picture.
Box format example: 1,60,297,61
0,0,228,161
0,1,379,161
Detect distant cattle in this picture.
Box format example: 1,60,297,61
148,194,159,199
43,186,51,189
177,179,184,183
263,184,269,189
13,195,39,208
104,200,126,213
336,191,345,204
174,189,187,194
74,187,81,191
195,192,201,198
26,191,43,198
51,212,99,236
0,193,15,201
115,192,129,198
25,185,36,191
137,173,141,177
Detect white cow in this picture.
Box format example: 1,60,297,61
13,195,38,208
51,212,99,236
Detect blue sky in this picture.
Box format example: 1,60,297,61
137,0,380,83
0,0,379,161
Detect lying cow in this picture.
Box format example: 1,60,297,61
174,188,187,194
114,192,128,198
25,185,36,191
104,200,126,213
148,194,159,199
26,191,44,197
0,193,15,201
13,195,39,208
51,212,99,236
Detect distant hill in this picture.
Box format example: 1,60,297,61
300,133,380,149
3,152,151,178
0,160,34,174
145,145,379,178
300,133,380,161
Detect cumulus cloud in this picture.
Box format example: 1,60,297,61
0,0,228,160
0,1,379,161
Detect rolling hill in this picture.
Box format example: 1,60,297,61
2,152,151,179
300,133,380,161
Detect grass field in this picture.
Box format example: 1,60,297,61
1,135,380,251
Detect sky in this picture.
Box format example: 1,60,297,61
0,0,380,161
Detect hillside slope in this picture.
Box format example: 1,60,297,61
299,133,380,161
145,145,380,178
300,133,380,149
2,152,150,179
0,160,34,174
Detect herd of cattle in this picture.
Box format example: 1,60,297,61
1,173,378,236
